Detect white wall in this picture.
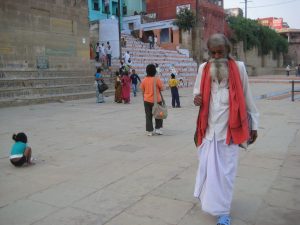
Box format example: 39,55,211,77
122,15,142,33
99,18,120,58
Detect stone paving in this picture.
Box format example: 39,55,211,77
0,78,300,225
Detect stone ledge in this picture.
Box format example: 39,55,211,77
0,90,114,108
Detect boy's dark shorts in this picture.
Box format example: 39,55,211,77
10,156,27,167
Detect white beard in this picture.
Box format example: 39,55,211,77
209,58,229,83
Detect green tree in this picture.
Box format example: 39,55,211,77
227,16,288,59
272,31,288,58
173,8,196,32
228,16,260,51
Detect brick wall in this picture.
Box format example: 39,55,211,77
146,0,227,42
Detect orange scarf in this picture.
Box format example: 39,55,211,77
195,59,249,147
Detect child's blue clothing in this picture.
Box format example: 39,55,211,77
10,142,27,159
95,72,102,79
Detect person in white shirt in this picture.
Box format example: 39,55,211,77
286,65,291,76
155,63,162,77
154,35,158,47
124,51,130,65
100,43,106,65
106,44,112,67
193,33,259,225
148,36,154,49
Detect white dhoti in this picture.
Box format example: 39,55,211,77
194,136,239,216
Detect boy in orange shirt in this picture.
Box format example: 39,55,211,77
140,64,164,136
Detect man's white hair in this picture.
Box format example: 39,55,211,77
207,33,232,58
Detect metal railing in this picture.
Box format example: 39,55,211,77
290,80,300,101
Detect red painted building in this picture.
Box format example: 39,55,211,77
146,0,227,43
257,17,291,33
146,0,196,21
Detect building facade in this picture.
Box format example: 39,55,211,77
88,0,146,59
225,8,243,17
144,0,226,51
278,29,300,66
88,0,146,22
257,17,289,31
88,0,121,22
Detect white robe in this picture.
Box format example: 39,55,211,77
194,136,239,216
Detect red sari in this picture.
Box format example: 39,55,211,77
121,75,131,103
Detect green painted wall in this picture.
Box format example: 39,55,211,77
124,0,145,16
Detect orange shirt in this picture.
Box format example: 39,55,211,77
140,76,164,103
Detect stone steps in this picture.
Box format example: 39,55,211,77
0,92,93,108
0,91,114,108
116,57,195,63
120,34,198,79
122,48,187,55
0,77,95,88
0,84,95,98
0,70,92,79
0,69,114,107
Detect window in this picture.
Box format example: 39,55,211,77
93,0,99,11
102,0,110,14
123,4,127,15
129,23,134,30
160,28,170,43
208,0,223,7
112,1,117,15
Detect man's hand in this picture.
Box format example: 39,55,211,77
248,130,258,144
194,95,202,106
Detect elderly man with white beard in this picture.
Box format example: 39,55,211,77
193,33,259,225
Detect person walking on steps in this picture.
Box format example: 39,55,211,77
193,33,259,225
148,35,154,49
124,51,131,65
106,44,112,68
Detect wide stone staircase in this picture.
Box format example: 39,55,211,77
0,34,198,108
116,34,198,85
0,69,114,108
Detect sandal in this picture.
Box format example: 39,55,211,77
217,215,231,225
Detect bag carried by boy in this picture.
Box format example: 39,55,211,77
152,77,168,119
98,80,108,93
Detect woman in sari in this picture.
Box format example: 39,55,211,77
121,71,131,103
114,71,122,103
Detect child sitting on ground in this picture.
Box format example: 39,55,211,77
10,132,34,167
